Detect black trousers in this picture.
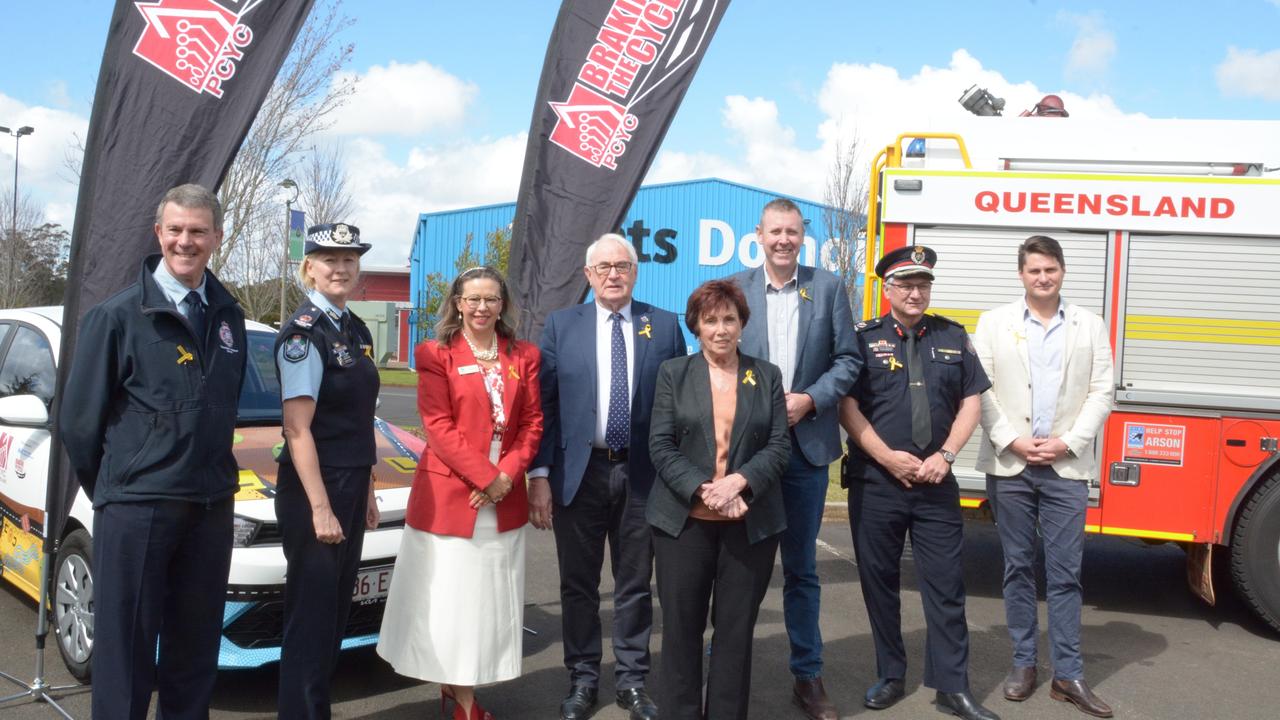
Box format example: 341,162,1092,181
552,452,653,689
91,497,234,720
275,463,371,720
653,519,780,720
849,479,970,693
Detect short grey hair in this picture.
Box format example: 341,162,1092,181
155,183,224,231
584,233,639,266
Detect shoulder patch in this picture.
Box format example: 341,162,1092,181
283,334,310,362
854,317,882,333
290,305,322,330
931,313,965,330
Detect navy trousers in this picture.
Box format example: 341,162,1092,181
653,518,780,720
849,479,970,693
553,452,653,689
987,467,1088,680
91,497,233,720
275,463,371,720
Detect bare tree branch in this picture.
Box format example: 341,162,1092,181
823,134,868,319
297,143,354,225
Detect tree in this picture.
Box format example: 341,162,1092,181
297,143,355,225
0,187,68,309
823,135,868,319
415,227,511,339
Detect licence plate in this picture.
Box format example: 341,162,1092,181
352,565,393,604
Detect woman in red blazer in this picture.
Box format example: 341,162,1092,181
378,266,542,720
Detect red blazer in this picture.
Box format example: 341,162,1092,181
405,335,543,537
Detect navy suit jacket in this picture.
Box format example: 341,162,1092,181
534,300,687,505
729,265,860,466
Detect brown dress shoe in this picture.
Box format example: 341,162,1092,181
1050,679,1114,718
792,677,839,720
1002,666,1037,701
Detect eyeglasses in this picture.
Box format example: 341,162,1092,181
461,295,503,308
888,281,933,295
590,261,634,276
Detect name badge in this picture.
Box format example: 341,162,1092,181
458,364,481,375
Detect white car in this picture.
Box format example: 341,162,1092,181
0,307,423,680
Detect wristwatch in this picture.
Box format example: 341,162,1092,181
940,449,957,464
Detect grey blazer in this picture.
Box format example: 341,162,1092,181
646,352,791,544
729,265,860,466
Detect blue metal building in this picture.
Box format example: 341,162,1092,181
408,178,860,361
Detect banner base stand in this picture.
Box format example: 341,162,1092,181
0,550,86,719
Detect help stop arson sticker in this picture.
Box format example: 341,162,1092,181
1123,423,1187,466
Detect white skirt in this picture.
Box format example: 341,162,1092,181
377,441,526,685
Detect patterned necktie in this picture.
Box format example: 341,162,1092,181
605,312,630,451
904,331,932,450
183,291,206,342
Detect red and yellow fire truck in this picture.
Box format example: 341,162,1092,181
863,120,1280,634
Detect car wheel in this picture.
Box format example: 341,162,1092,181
53,528,93,682
1231,473,1280,635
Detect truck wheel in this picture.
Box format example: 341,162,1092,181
1231,474,1280,635
53,528,94,682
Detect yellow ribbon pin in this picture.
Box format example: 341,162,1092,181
742,369,757,386
363,345,374,360
175,344,194,365
508,365,520,380
799,287,812,301
888,356,903,371
638,323,652,338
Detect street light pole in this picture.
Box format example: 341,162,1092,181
279,178,299,325
0,124,34,306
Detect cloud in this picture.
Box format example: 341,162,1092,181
1216,46,1280,101
0,92,90,228
45,81,72,110
650,49,1142,204
337,133,528,267
326,61,478,137
1057,11,1116,79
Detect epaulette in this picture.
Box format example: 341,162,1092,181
930,313,965,330
853,317,882,333
289,305,322,330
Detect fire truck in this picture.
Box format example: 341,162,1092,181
862,118,1280,634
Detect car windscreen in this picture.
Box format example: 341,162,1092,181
237,330,283,424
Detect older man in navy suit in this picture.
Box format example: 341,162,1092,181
729,198,860,720
530,233,686,720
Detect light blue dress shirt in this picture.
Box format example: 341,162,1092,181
1023,298,1066,438
277,290,346,401
151,259,207,322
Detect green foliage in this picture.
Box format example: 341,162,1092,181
414,226,511,340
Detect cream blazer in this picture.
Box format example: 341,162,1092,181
973,299,1115,480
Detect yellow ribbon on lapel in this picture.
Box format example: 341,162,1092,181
742,369,757,386
799,287,813,302
175,344,194,365
888,356,903,372
508,364,520,380
639,323,653,338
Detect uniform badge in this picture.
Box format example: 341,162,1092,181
283,334,309,362
295,314,314,329
911,246,926,264
855,321,868,330
332,224,353,245
218,321,238,353
326,309,342,324
868,339,895,352
332,342,354,367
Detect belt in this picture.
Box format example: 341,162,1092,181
591,446,629,462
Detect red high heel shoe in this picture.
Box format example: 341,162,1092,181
452,696,494,720
440,685,457,718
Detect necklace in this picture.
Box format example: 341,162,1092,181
463,330,498,362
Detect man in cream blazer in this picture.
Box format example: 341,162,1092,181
973,236,1115,718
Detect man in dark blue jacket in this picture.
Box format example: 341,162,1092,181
61,183,247,720
530,233,685,720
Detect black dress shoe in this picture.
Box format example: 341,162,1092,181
560,685,598,720
864,678,906,710
935,691,1000,720
616,687,659,720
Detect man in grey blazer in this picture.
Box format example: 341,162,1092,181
729,198,860,719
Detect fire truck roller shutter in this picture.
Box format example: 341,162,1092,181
1121,233,1280,412
911,226,1109,498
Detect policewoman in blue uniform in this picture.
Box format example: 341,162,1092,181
838,246,999,720
273,223,381,720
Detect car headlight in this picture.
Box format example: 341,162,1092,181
231,515,261,547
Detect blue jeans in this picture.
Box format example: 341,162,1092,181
779,445,830,679
987,467,1088,680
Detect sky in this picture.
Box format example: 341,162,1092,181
2,0,1279,267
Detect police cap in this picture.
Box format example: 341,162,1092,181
875,245,937,280
305,223,371,256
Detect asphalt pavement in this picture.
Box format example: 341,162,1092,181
3,514,1279,719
